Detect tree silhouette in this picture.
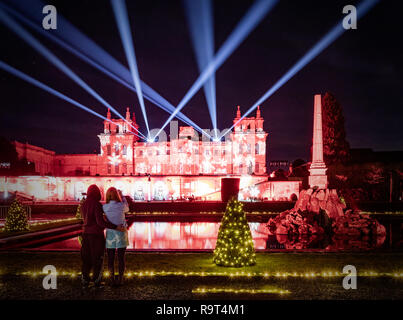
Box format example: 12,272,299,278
322,92,350,165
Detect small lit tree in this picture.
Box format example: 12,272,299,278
213,198,256,267
75,198,85,219
4,199,29,232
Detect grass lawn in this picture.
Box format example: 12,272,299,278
0,252,402,299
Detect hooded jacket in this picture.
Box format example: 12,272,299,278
82,184,117,235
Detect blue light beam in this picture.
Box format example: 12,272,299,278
111,0,150,136
219,0,380,139
154,0,279,140
183,0,217,132
0,8,147,139
0,0,208,137
0,61,143,139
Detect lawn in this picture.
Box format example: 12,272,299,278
0,252,402,299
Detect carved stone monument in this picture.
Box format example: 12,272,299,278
309,94,328,189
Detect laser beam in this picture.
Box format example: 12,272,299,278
154,0,279,140
219,0,380,139
0,8,146,139
111,0,150,136
0,61,142,139
184,0,217,133
0,0,208,136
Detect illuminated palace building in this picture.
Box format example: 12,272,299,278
2,107,300,201
98,106,267,176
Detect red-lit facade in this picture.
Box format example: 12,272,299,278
3,106,301,201
96,106,267,176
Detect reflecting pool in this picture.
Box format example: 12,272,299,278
33,219,401,251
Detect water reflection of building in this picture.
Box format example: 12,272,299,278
127,222,267,250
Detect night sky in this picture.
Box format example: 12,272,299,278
1,0,402,162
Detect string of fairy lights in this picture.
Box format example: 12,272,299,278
192,287,291,295
10,270,403,279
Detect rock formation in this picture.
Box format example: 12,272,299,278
267,188,385,238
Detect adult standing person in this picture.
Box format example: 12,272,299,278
80,184,125,289
103,188,130,286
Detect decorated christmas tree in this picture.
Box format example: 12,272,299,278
75,198,85,219
4,199,29,232
213,198,256,267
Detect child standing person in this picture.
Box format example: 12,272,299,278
103,187,130,286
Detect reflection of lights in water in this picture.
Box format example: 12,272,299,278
147,223,151,248
133,222,147,234
155,222,167,237
205,239,213,249
34,218,391,251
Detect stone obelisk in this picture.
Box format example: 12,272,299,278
309,94,328,189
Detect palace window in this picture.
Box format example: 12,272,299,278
116,125,119,134
138,150,143,157
107,164,111,174
255,162,260,173
115,144,119,155
255,143,260,154
122,163,127,174
247,144,251,154
115,163,119,174
122,145,127,155
107,145,111,156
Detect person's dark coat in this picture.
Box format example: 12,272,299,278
81,184,117,234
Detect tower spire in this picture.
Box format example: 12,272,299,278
126,107,131,120
256,105,261,118
236,105,241,118
107,108,111,120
